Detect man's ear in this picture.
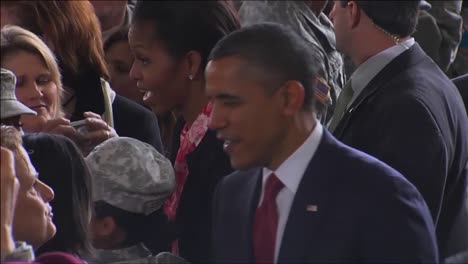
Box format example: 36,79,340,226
93,216,117,238
280,80,306,116
348,1,361,29
184,50,202,80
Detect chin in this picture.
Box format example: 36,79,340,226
46,224,57,242
230,157,256,171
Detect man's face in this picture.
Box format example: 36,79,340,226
329,1,351,54
13,147,56,249
205,56,288,170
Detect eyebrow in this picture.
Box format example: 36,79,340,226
214,93,241,101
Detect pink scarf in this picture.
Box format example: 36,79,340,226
164,103,213,220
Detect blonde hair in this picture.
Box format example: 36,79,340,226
1,25,64,118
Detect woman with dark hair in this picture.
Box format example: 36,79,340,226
22,133,93,258
104,27,177,157
129,1,240,262
1,0,163,152
104,26,141,105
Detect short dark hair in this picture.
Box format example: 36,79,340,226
133,0,240,70
94,201,171,254
208,22,322,110
340,1,419,37
22,134,93,257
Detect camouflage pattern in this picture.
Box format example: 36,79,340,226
85,137,175,215
88,243,159,264
238,0,345,123
414,0,463,75
1,68,36,119
2,241,35,262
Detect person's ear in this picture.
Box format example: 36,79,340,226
280,80,306,116
184,51,202,80
348,1,361,29
93,216,116,238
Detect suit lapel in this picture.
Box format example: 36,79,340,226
277,131,335,263
333,43,427,139
237,169,262,262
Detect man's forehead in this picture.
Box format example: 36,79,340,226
207,56,247,78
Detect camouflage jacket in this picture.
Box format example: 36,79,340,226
88,243,159,264
239,0,345,123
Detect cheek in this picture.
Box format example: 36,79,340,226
13,194,47,237
15,89,29,104
42,84,59,108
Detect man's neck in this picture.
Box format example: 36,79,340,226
351,32,411,67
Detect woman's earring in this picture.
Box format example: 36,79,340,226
188,75,194,80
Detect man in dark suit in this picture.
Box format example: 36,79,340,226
205,23,437,263
328,0,468,258
453,74,468,111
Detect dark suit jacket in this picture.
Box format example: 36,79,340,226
453,74,468,111
112,95,163,152
333,44,468,258
170,120,233,263
212,130,438,263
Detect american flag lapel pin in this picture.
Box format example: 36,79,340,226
306,205,318,212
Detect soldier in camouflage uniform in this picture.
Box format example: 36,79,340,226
238,0,345,123
85,137,180,264
414,0,464,77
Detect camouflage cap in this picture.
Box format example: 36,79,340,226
1,68,36,119
85,137,175,215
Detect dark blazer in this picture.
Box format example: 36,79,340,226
333,44,468,258
169,120,233,263
112,95,163,152
212,130,438,263
453,74,468,111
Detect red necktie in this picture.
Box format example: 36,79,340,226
253,173,284,264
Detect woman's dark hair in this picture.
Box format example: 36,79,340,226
103,26,130,53
22,133,93,257
132,0,241,70
94,201,171,254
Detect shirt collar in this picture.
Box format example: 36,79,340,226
349,38,415,105
263,122,323,194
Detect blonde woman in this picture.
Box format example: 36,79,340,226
1,25,116,153
1,1,163,152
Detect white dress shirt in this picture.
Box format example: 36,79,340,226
260,122,324,263
347,38,416,108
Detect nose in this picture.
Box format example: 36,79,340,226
26,82,44,100
129,61,142,81
208,102,227,131
36,179,54,202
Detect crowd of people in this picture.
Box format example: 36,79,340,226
0,0,467,263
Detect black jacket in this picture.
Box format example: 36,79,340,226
453,74,468,112
169,119,233,263
113,95,163,152
333,44,468,258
